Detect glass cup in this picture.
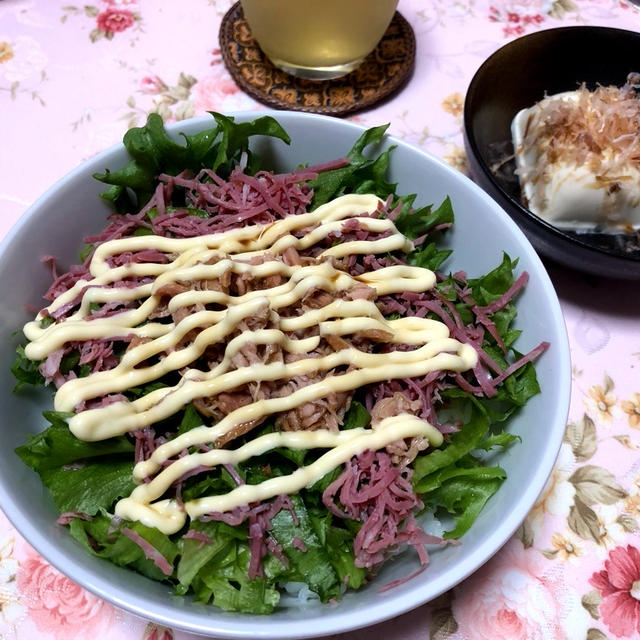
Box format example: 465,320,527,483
240,0,400,81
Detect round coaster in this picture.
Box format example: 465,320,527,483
219,3,415,117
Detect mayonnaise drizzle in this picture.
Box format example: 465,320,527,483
23,193,477,533
116,414,444,534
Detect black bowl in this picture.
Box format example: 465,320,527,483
463,26,640,280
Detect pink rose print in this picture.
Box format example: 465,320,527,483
139,75,167,94
590,545,640,638
17,548,112,639
62,3,141,42
96,7,136,34
192,73,240,112
488,5,545,37
453,539,563,640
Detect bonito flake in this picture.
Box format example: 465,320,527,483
511,76,640,233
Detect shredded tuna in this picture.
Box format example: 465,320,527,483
370,395,428,465
35,157,550,597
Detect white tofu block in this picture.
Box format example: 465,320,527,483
511,91,640,232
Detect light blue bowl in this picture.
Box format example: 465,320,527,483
0,111,570,639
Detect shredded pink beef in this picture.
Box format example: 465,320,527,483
183,529,213,549
55,511,93,525
106,249,168,268
44,264,91,302
41,254,59,280
322,450,447,569
202,494,297,579
133,427,157,464
121,527,173,576
84,214,152,244
223,463,245,487
369,268,549,420
39,348,65,383
38,160,549,588
292,537,307,552
153,165,317,234
39,337,133,389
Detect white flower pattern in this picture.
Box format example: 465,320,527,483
0,532,22,626
0,34,47,83
527,443,576,538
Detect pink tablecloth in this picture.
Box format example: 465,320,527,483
1,1,640,639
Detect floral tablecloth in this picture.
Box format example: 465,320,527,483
2,1,640,639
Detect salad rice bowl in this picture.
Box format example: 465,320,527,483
0,111,570,639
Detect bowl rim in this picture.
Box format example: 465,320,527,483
463,25,640,265
0,110,572,639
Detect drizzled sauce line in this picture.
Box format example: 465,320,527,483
23,193,477,533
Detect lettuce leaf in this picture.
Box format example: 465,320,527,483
177,520,245,593
94,112,290,212
407,241,452,272
309,124,397,208
196,545,280,614
16,412,136,515
395,196,454,240
413,393,518,538
412,398,491,485
12,117,544,615
468,253,518,305
177,519,279,613
342,400,370,430
11,344,45,391
41,461,136,516
16,411,134,471
269,495,341,602
69,512,178,581
426,475,505,538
